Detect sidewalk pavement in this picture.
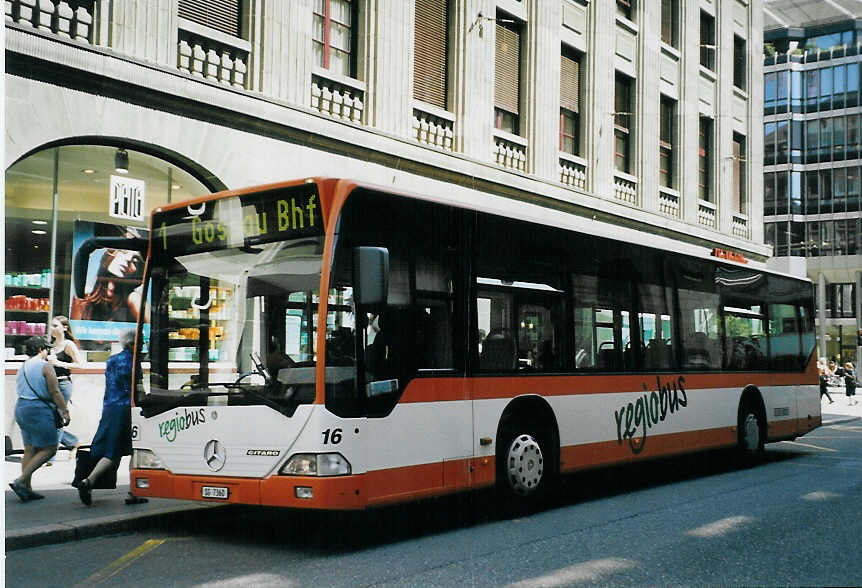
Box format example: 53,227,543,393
5,393,862,551
4,454,223,550
820,384,862,426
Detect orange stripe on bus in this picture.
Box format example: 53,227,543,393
559,427,737,472
396,372,816,404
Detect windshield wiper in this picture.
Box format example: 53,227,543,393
222,382,289,416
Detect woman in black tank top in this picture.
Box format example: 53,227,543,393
49,316,82,457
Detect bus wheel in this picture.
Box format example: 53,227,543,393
496,424,551,507
505,433,544,496
737,400,765,464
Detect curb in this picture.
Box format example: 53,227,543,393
5,503,227,551
822,415,861,427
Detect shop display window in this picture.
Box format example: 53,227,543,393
5,145,210,360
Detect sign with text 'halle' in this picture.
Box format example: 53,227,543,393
109,175,146,222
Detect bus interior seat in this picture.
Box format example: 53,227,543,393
685,332,712,368
597,343,620,370
536,340,556,370
645,338,672,369
480,330,516,371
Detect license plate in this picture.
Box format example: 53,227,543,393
201,486,229,499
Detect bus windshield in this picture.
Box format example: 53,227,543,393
139,184,347,416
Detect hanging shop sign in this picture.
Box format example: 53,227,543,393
109,175,146,221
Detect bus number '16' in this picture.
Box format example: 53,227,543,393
322,428,342,445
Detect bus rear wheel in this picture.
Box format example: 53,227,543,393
737,400,765,464
496,423,553,508
506,433,544,495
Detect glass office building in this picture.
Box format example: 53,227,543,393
763,2,862,362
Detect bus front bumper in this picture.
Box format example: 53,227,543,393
130,469,366,510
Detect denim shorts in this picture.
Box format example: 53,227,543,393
15,398,60,447
58,378,73,403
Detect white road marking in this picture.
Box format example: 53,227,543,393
780,440,839,452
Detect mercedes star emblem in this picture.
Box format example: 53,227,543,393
203,439,226,472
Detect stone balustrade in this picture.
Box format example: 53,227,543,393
493,134,527,172
6,0,95,44
559,155,587,190
177,29,248,89
311,74,364,123
412,106,454,151
698,200,717,229
658,188,680,218
732,213,750,239
613,174,638,205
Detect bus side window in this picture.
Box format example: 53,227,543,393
572,274,632,371
415,299,453,369
477,291,517,371
768,274,816,370
637,283,675,370
516,301,563,371
677,288,721,370
769,303,802,370
723,305,768,371
415,242,455,370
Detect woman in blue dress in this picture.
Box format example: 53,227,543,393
10,336,71,501
76,329,134,506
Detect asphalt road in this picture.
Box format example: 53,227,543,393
7,423,862,587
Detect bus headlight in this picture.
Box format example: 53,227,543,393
280,453,351,476
131,449,166,470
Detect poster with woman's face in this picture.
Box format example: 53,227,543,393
70,221,148,342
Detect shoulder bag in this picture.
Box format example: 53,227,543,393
21,361,64,429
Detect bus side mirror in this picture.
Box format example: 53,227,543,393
353,247,389,307
73,236,148,299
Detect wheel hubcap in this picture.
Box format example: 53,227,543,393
742,413,760,451
506,434,544,496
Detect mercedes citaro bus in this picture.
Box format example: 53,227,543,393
74,177,820,509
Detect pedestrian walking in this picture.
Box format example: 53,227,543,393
818,358,834,404
844,362,858,406
10,336,71,502
48,315,82,460
75,329,134,506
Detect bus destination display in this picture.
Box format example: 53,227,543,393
153,185,322,257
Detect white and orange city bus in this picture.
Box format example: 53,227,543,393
75,177,820,509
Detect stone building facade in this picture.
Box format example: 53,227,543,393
4,0,764,442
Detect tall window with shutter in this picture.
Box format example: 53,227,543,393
659,96,675,188
313,0,356,78
178,0,242,37
414,0,449,109
661,0,678,48
494,17,521,135
733,35,747,91
560,48,582,156
699,116,714,202
700,11,715,71
733,133,747,213
614,73,633,173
